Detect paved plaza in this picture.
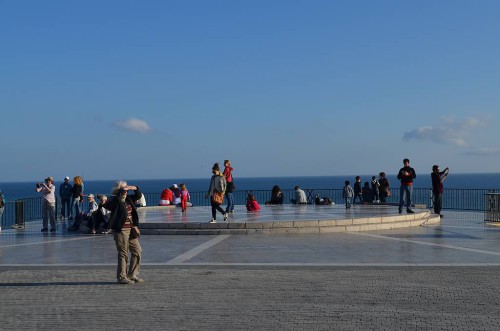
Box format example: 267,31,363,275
1,207,500,330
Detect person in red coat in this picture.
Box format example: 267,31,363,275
159,188,173,206
246,193,260,212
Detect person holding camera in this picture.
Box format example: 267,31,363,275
104,181,143,284
36,177,56,232
431,165,449,217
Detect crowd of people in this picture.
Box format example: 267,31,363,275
1,158,450,232
158,183,191,212
0,158,452,285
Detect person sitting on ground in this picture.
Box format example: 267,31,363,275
68,194,98,231
246,193,260,211
89,194,111,234
171,184,182,205
291,186,307,204
159,187,173,206
265,185,284,205
135,194,146,208
314,195,333,205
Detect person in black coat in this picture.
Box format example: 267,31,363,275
104,181,143,284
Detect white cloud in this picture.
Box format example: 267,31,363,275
403,115,487,147
113,118,152,133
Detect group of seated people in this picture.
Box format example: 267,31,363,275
159,184,191,208
67,194,111,234
263,185,334,206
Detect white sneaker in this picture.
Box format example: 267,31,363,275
223,214,228,221
209,219,217,224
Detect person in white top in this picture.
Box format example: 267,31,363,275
36,176,56,232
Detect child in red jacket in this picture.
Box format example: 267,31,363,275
180,183,190,212
246,193,260,212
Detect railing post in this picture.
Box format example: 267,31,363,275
15,200,25,229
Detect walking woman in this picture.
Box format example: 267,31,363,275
206,163,227,223
105,181,143,284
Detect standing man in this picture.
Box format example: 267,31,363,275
431,165,449,217
59,176,72,220
105,181,143,284
397,158,416,214
36,176,56,232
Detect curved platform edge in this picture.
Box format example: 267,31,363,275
140,210,440,235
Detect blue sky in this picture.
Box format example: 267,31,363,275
1,0,499,181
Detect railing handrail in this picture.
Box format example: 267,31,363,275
1,188,498,227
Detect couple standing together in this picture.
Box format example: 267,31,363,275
397,158,449,216
206,160,235,223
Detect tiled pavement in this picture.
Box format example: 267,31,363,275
1,207,500,330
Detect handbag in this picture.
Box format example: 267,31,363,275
130,226,140,239
212,191,224,204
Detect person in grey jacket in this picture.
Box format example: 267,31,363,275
343,180,354,209
206,163,227,223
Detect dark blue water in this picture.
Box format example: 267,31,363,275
1,173,499,201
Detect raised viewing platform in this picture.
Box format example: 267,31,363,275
138,204,440,235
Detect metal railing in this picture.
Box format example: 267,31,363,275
1,188,499,228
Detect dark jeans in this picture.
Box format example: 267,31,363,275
211,201,225,220
353,193,364,204
225,192,234,212
71,213,92,230
60,198,71,218
380,191,388,203
399,185,413,211
71,198,81,218
433,192,443,215
91,211,108,231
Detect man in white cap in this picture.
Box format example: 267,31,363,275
36,177,56,232
171,184,181,205
59,176,73,220
68,193,98,232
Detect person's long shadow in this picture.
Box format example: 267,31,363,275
0,281,117,287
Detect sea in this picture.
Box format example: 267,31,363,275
1,173,500,201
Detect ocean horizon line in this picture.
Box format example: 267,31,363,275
2,172,500,184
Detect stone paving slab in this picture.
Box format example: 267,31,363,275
1,267,500,330
1,210,500,330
